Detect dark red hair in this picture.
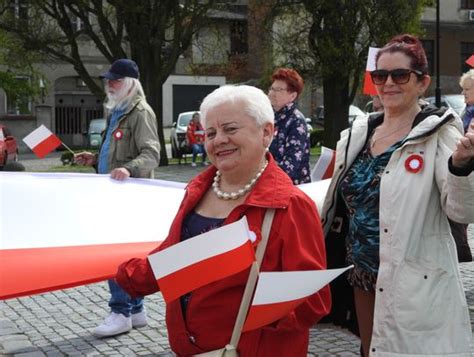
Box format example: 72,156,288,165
271,68,304,97
376,34,428,75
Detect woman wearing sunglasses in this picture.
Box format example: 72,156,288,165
321,34,474,356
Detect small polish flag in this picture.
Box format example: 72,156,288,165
23,125,62,158
466,54,474,68
243,266,353,331
311,146,336,182
363,47,380,95
148,217,255,303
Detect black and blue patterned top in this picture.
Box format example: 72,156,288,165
269,102,310,184
339,137,402,291
180,211,225,316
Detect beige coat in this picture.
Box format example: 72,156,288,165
321,108,474,356
103,95,160,178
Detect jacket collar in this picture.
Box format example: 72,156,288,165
362,104,461,140
185,154,293,210
275,102,297,117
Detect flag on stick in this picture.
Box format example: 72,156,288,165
466,54,474,68
242,266,353,331
148,217,255,303
23,125,62,158
363,47,380,95
311,146,336,182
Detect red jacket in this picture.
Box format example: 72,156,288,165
117,156,331,356
186,121,205,145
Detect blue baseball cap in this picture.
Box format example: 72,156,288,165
100,59,139,80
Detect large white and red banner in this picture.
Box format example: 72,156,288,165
148,217,255,303
243,266,353,331
0,172,331,301
0,172,185,300
22,125,62,158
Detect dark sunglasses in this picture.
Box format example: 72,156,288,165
370,68,424,85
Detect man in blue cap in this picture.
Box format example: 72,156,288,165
75,58,160,337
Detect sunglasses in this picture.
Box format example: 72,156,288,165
370,68,424,85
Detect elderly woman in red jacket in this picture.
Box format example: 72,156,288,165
116,85,331,356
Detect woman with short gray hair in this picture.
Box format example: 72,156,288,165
460,69,474,133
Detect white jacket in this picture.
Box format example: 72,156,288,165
321,107,474,356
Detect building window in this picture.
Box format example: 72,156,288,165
461,0,474,9
461,42,474,73
6,76,31,115
230,20,248,55
9,0,27,21
72,15,85,32
421,40,434,75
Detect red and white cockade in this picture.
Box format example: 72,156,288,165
404,154,424,174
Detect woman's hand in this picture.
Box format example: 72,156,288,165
452,122,474,168
74,152,96,166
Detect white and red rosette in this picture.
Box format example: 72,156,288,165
404,154,424,173
113,129,123,140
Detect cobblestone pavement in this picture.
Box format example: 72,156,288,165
1,154,473,356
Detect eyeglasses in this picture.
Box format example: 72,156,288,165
370,68,424,85
268,86,288,93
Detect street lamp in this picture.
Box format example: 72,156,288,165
435,0,441,107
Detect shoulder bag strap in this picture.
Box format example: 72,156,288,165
228,208,276,349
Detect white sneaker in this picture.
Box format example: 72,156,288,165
191,162,197,167
131,310,148,328
93,312,132,337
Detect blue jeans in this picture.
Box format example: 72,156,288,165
191,143,206,163
108,279,144,317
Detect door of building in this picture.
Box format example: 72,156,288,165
55,94,103,148
172,84,219,123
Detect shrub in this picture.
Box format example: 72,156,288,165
310,128,324,147
60,151,75,166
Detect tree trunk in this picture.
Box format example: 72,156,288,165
140,67,168,167
322,75,350,149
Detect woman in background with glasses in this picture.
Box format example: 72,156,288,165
320,34,474,356
267,68,311,184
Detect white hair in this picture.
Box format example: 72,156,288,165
105,77,145,111
199,85,274,128
460,69,474,87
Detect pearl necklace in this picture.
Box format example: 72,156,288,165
212,160,268,200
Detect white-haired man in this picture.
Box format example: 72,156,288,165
75,58,160,337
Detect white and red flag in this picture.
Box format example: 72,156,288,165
23,125,62,158
298,179,331,213
0,171,335,301
466,54,474,68
0,172,185,300
243,266,353,331
148,217,255,303
363,47,380,95
311,146,336,182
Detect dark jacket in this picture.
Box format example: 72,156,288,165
269,102,310,184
